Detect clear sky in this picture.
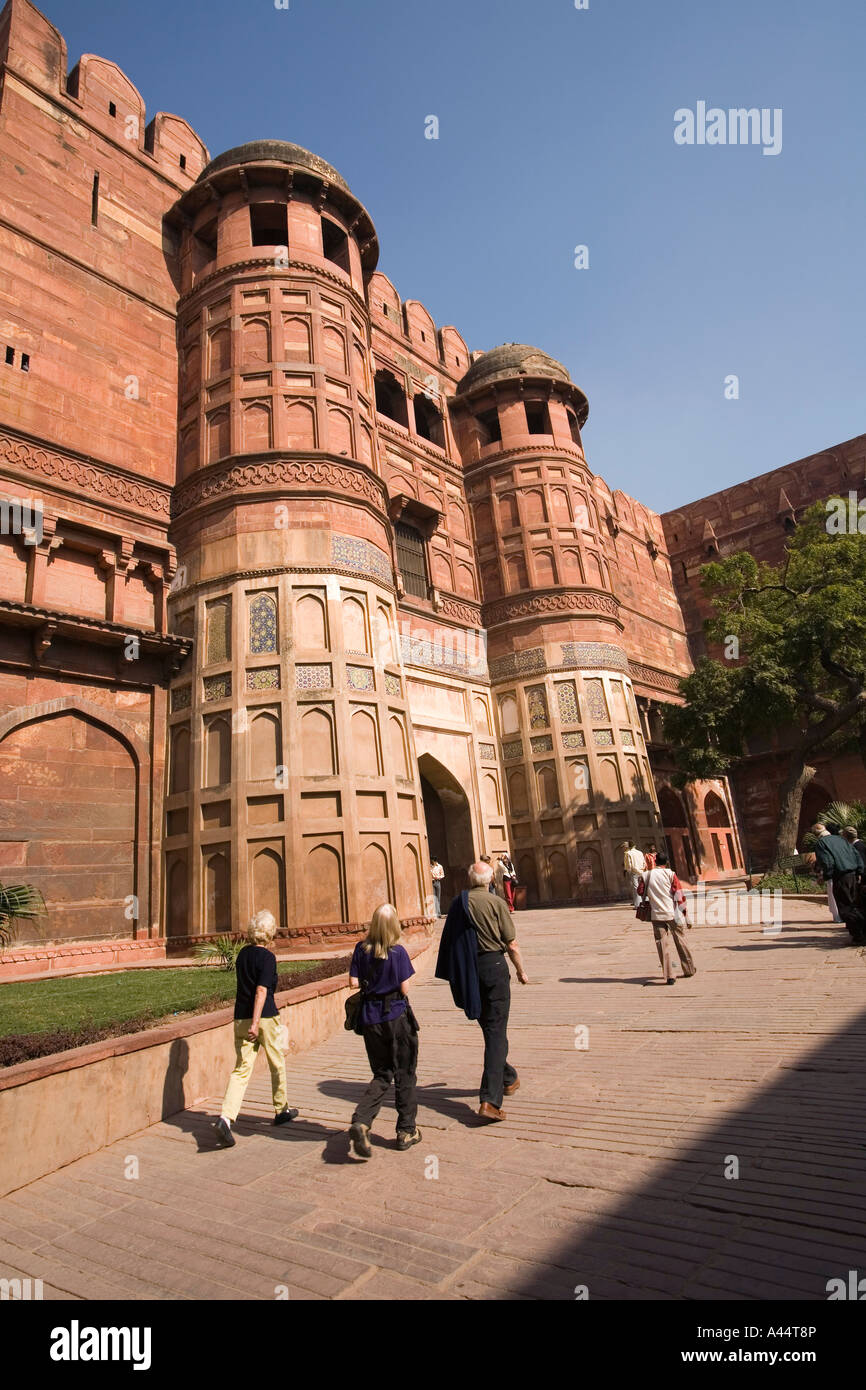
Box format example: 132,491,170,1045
41,0,866,513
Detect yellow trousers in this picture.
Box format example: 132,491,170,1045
221,1015,287,1120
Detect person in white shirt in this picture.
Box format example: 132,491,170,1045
430,858,445,917
622,840,647,907
637,851,697,985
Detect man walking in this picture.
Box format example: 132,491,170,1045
813,822,865,944
623,840,647,908
435,861,529,1122
637,851,696,985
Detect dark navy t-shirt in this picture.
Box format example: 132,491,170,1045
350,942,414,1026
234,944,279,1020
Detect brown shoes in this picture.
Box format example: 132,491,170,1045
504,1077,520,1096
478,1102,507,1121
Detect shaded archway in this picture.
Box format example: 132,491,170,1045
0,707,138,942
418,752,475,907
657,784,696,882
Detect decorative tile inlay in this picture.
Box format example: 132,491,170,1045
384,672,402,697
592,728,614,746
531,734,554,754
249,592,278,654
171,685,191,712
562,730,586,749
526,686,549,729
331,534,392,586
203,673,231,702
206,597,231,664
584,678,609,721
621,729,635,746
400,633,487,679
296,663,332,690
556,681,579,724
502,738,524,760
489,648,545,682
346,664,375,692
560,642,628,672
479,742,496,761
247,666,280,691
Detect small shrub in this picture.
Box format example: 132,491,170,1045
194,935,243,970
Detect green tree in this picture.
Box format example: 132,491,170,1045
0,881,47,949
664,501,866,872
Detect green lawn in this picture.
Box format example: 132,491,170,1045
0,963,318,1039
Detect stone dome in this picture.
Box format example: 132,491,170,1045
456,343,573,395
198,140,350,192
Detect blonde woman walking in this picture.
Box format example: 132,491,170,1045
214,910,299,1146
348,904,421,1158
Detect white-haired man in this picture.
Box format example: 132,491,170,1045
214,910,299,1146
436,861,529,1122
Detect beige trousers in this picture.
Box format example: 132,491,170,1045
221,1015,287,1120
652,920,696,980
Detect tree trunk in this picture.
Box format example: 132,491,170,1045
767,749,816,873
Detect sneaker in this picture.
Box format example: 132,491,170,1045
214,1117,235,1147
349,1122,372,1159
273,1107,299,1126
396,1128,423,1151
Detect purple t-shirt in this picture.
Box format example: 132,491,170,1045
350,942,414,1026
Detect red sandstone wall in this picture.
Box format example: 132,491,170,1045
0,0,207,480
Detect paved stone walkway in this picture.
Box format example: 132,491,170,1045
1,897,864,1300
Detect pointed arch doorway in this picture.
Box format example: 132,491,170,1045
418,752,475,908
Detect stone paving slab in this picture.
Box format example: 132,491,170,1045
1,896,864,1300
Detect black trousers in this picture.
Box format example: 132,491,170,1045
352,1011,418,1133
835,871,866,941
477,950,518,1109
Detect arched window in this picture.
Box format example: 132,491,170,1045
413,394,445,447
321,217,351,273
475,407,501,446
375,370,408,427
249,593,277,654
395,522,429,600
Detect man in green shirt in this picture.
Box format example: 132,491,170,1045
465,861,529,1121
813,822,865,944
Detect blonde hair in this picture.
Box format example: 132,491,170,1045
247,909,276,945
362,903,402,959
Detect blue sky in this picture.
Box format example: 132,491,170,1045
43,0,866,512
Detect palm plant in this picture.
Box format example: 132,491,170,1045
194,934,242,970
0,881,48,948
800,800,866,851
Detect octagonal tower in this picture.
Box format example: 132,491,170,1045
163,142,429,942
451,345,660,900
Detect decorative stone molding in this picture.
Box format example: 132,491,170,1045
167,561,397,603
628,661,683,695
177,258,369,316
436,595,483,626
483,588,621,627
171,454,389,519
0,427,171,519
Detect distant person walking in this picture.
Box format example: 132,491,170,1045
348,904,421,1158
813,823,865,945
643,843,658,871
214,911,299,1147
498,852,517,912
436,861,529,1122
637,851,696,985
623,840,647,908
430,858,445,917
